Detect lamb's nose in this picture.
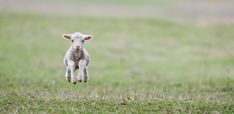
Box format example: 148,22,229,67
76,46,80,49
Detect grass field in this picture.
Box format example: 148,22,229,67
0,0,234,113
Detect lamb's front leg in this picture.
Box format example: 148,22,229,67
78,60,86,82
68,60,77,84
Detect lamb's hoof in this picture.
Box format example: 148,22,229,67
67,79,71,82
78,80,82,83
73,82,77,85
84,80,87,83
66,77,71,83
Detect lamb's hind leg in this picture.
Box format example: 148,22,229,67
77,67,83,83
83,67,89,83
65,67,71,82
78,60,86,83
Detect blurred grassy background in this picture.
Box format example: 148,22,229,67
0,0,233,113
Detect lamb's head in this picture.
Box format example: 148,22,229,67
63,32,93,51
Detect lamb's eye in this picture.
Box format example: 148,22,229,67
82,40,84,43
71,40,74,42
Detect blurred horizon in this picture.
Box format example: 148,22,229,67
1,0,234,25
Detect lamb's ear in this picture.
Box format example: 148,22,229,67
63,34,72,40
83,35,93,40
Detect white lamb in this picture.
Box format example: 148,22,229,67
63,32,93,84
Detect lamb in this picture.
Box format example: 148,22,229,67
63,32,93,84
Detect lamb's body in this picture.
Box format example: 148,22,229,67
63,32,93,84
64,47,90,69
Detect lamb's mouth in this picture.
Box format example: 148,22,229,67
74,48,81,51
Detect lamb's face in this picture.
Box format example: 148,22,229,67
70,32,85,51
63,32,93,51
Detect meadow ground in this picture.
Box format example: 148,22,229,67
0,0,234,113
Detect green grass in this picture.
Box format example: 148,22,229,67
0,13,233,113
